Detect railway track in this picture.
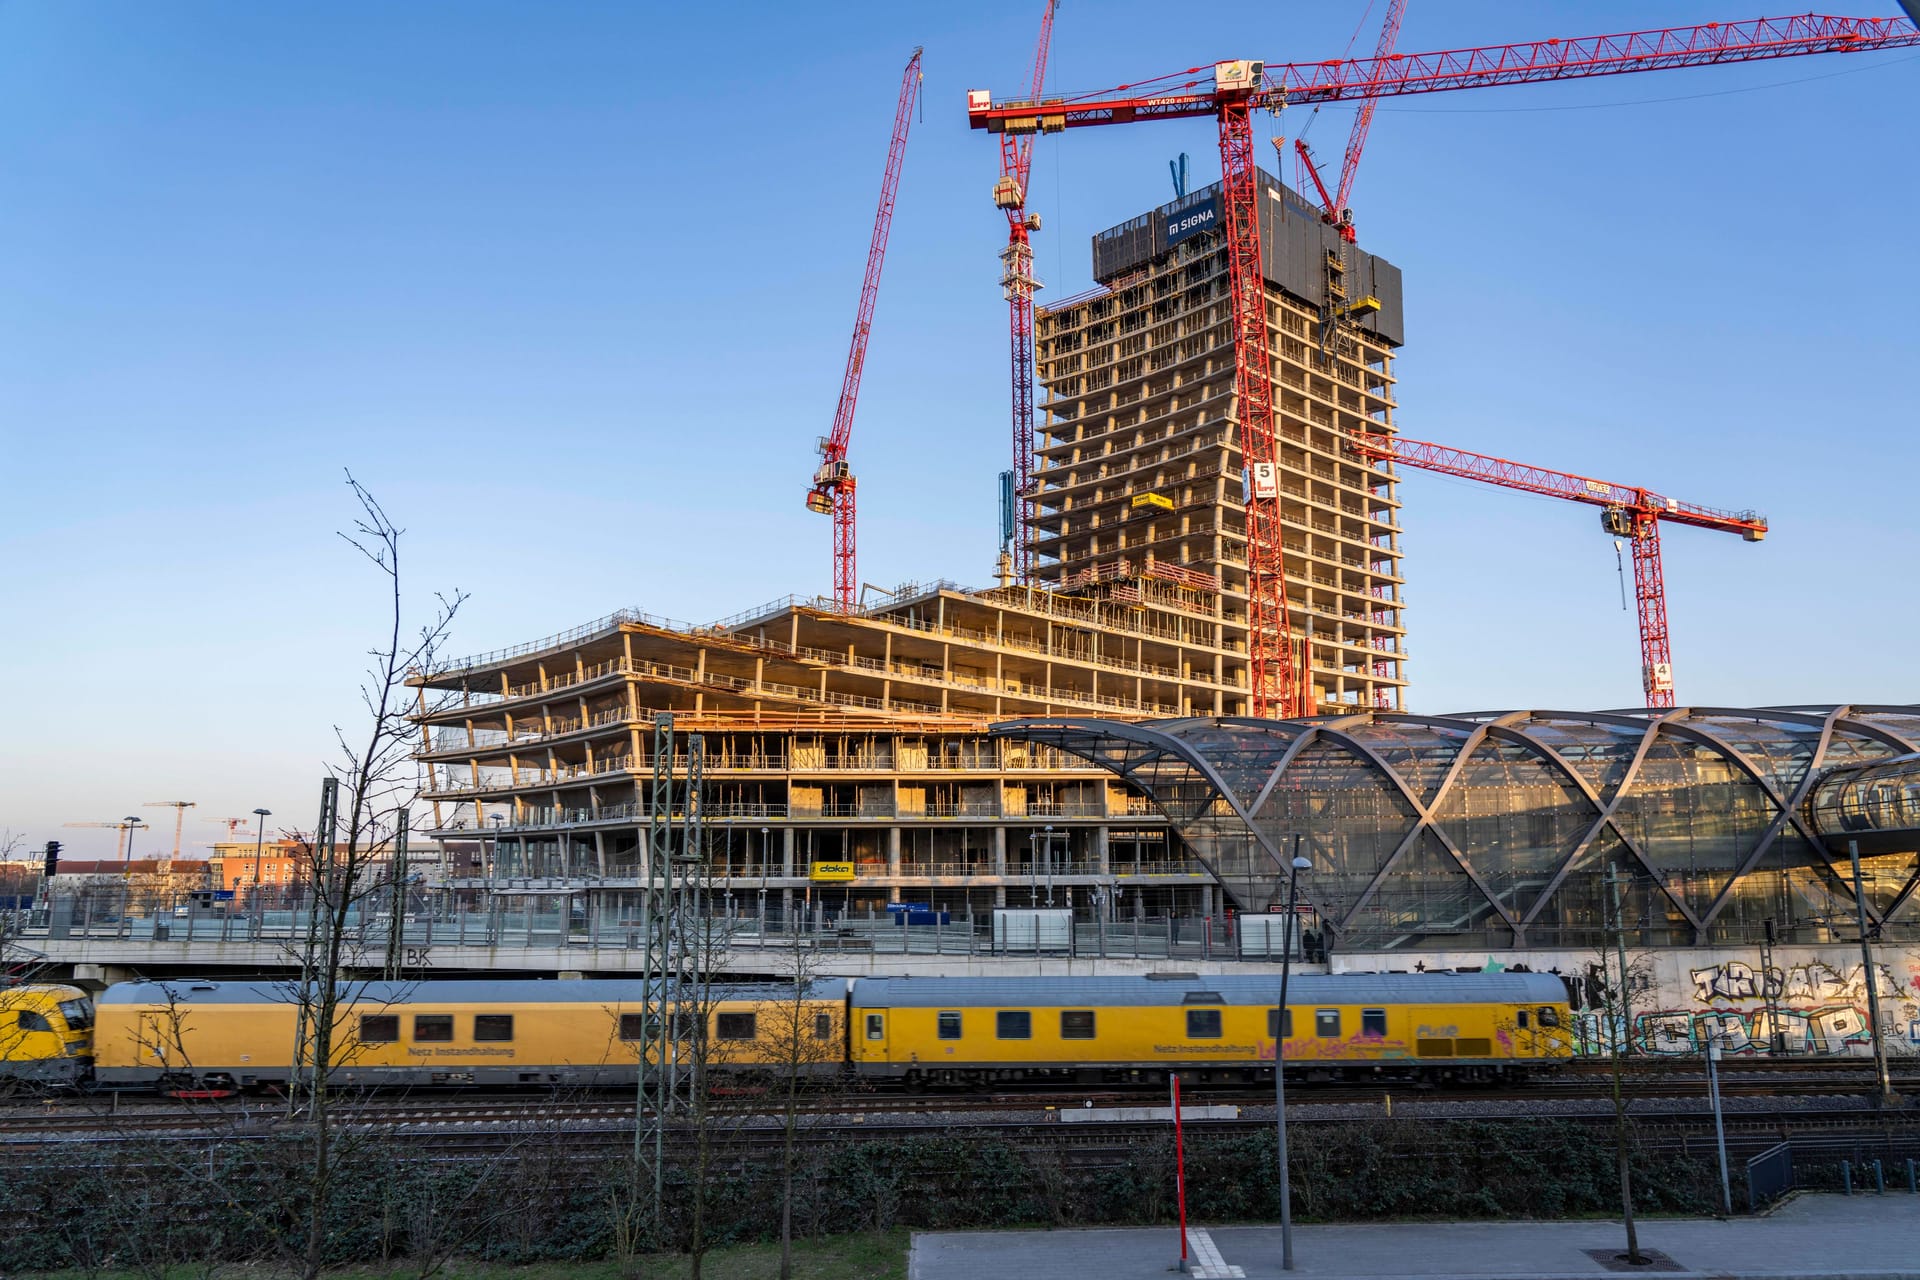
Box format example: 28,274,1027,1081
0,1059,1906,1138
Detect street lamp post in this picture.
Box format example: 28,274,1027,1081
1274,838,1313,1272
1705,1032,1732,1216
1044,824,1055,907
250,808,272,906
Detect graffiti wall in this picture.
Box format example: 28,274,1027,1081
1330,943,1920,1058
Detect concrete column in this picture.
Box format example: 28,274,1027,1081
1096,825,1110,874
783,827,797,878
993,827,1007,877
888,827,902,879
594,830,606,878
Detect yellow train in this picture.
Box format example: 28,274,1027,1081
8,971,1569,1093
849,973,1572,1086
92,979,849,1091
0,983,95,1087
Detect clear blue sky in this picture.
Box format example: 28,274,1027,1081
4,2,1916,858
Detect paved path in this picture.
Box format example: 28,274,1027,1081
908,1194,1920,1280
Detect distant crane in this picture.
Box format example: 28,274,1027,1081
809,47,924,612
1293,0,1408,245
62,817,151,865
143,800,196,862
968,13,1920,717
985,0,1060,584
1347,431,1767,706
209,816,257,839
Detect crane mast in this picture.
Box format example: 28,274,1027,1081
993,0,1059,585
968,12,1918,718
809,48,923,612
1348,431,1768,707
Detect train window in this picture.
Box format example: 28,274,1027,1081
16,1010,51,1033
1517,1010,1530,1030
58,999,93,1031
1268,1009,1293,1038
937,1011,963,1040
672,1011,699,1042
716,1013,756,1041
359,1015,399,1044
814,1014,834,1041
414,1015,453,1043
618,1014,651,1041
474,1015,514,1042
1361,1009,1387,1037
1186,1009,1222,1039
1538,1007,1561,1028
1315,1010,1341,1038
1061,1010,1096,1040
996,1011,1032,1040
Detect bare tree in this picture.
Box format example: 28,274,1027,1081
762,931,840,1280
282,472,465,1280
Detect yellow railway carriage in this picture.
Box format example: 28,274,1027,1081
850,973,1572,1085
95,978,848,1092
0,983,95,1086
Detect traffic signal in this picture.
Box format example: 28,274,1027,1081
43,839,61,878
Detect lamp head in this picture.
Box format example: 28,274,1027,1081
254,807,272,818
1290,856,1312,871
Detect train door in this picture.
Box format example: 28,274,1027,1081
861,1008,888,1063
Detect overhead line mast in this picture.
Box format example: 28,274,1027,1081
1349,432,1768,707
809,48,924,612
968,12,1920,718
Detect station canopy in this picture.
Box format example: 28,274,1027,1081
992,706,1920,951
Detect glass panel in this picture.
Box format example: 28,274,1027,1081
996,1010,1032,1040
1434,736,1598,919
474,1015,513,1042
1361,1009,1387,1037
1186,1009,1222,1038
716,1013,756,1041
1612,737,1777,918
937,1011,962,1040
1315,1010,1340,1038
1255,737,1418,928
814,1014,834,1041
1061,1010,1096,1039
358,1014,398,1044
1348,722,1472,805
414,1015,452,1043
1268,1008,1293,1038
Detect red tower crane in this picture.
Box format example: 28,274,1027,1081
990,0,1059,586
1348,432,1768,707
1294,0,1408,244
968,14,1919,717
809,48,924,612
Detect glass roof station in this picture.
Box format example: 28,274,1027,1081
992,706,1920,951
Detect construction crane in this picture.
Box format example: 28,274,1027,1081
62,817,150,864
808,47,924,612
143,800,196,861
209,816,257,839
968,13,1920,718
989,0,1060,585
1348,431,1767,706
1293,0,1408,245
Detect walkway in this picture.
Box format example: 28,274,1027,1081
908,1194,1920,1280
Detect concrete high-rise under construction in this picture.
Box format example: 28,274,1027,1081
411,173,1410,920
1032,171,1407,712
